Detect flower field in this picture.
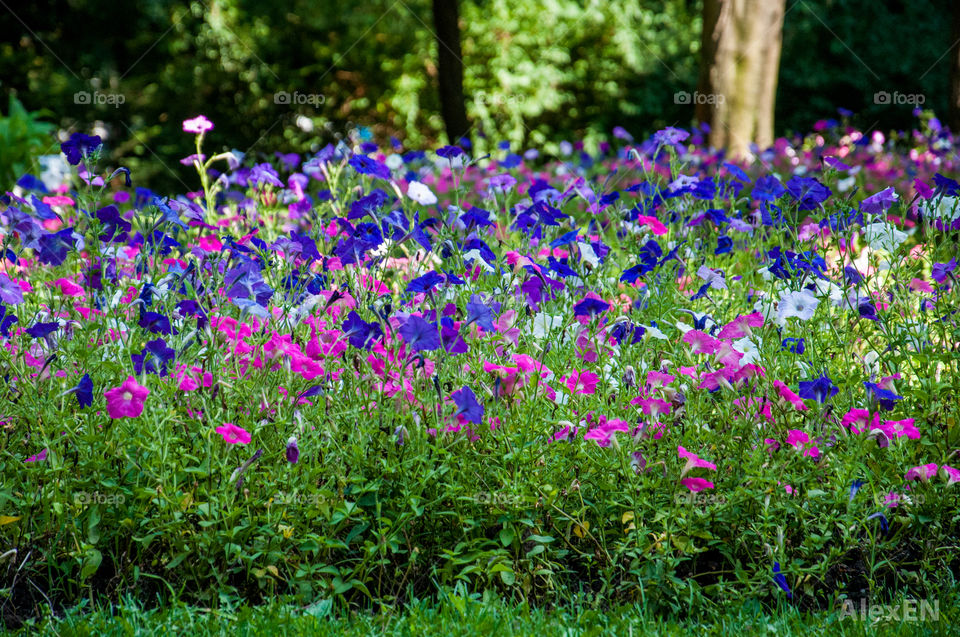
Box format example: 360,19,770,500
2,113,960,626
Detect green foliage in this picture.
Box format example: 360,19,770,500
0,95,55,189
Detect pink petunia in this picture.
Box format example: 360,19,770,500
216,422,251,445
940,465,960,485
841,409,879,435
680,477,715,492
905,463,938,482
678,445,717,471
681,330,719,355
583,418,630,447
104,376,150,418
562,369,599,395
773,380,808,411
635,215,668,235
716,312,763,339
25,448,48,462
183,115,214,134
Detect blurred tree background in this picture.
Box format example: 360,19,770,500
0,0,955,192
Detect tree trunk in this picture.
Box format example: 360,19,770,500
949,1,960,134
432,0,470,145
696,0,786,159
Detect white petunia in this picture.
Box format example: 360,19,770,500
732,337,761,365
777,289,819,322
407,181,438,206
532,312,565,340
861,222,907,254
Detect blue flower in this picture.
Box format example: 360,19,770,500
772,562,792,598
863,382,902,411
798,375,838,403
573,297,610,317
465,295,496,332
341,311,383,350
61,133,102,165
398,316,441,352
132,338,176,375
867,512,889,535
781,337,805,354
75,373,93,408
138,310,176,336
25,321,59,339
436,145,464,159
931,258,956,284
849,480,866,502
786,176,832,210
451,386,484,424
406,271,445,295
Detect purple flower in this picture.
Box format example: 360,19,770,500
573,297,610,317
132,338,176,375
772,562,792,598
652,127,689,146
451,386,484,424
867,512,889,534
932,258,956,284
436,145,464,159
75,373,93,408
138,310,176,336
798,375,838,403
398,316,441,352
465,295,495,332
849,480,866,502
349,155,391,179
61,132,102,165
341,311,383,350
752,176,786,202
0,273,24,306
786,176,832,210
25,321,59,339
285,436,299,464
863,382,902,411
406,271,445,295
859,187,898,215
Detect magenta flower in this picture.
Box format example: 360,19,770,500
104,376,150,418
25,448,48,463
183,115,214,134
941,466,960,484
678,445,717,477
905,463,938,482
681,329,719,355
773,380,809,411
562,369,599,395
216,422,251,445
680,477,714,492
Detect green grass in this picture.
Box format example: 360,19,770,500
9,589,957,636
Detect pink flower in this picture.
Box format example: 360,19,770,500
940,465,960,484
841,409,878,435
216,422,251,445
25,448,48,462
562,369,599,395
680,477,714,492
631,395,671,419
678,445,717,472
785,429,809,450
879,418,920,440
583,418,629,447
716,312,763,339
635,215,668,235
773,380,808,411
183,115,214,134
104,376,150,418
905,463,938,482
681,330,719,355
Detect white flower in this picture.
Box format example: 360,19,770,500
645,324,668,340
923,196,960,223
407,181,438,206
861,222,907,254
532,312,564,340
777,289,819,322
697,265,727,290
577,242,600,269
732,337,761,365
836,176,856,193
